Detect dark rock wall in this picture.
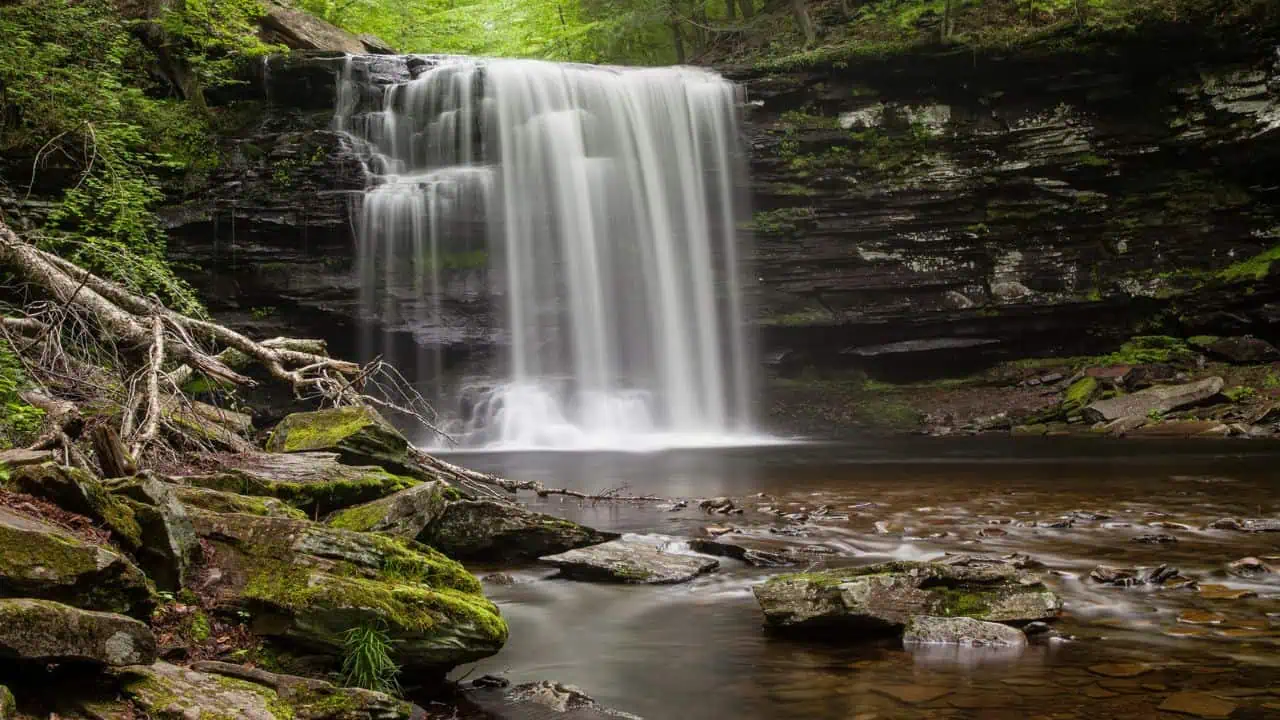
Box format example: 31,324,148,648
732,30,1280,378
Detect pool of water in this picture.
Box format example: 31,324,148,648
450,438,1280,719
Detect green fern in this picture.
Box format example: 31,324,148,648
340,622,402,695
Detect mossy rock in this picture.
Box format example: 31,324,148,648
0,597,156,666
189,510,506,671
180,451,419,517
0,685,13,720
752,560,1061,634
265,407,415,476
106,476,201,593
1060,376,1100,417
8,463,143,549
121,660,416,720
0,506,153,618
423,499,619,563
325,481,449,535
174,486,307,520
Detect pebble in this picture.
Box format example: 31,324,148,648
1225,556,1274,578
481,573,517,585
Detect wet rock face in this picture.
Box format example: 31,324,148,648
541,537,720,584
0,599,157,667
752,560,1061,633
902,615,1027,648
732,39,1280,377
423,499,618,563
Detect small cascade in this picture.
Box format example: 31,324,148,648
335,55,756,450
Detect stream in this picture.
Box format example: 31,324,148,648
451,438,1280,719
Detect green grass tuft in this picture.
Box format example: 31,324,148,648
340,622,402,695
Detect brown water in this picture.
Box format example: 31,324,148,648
451,439,1280,719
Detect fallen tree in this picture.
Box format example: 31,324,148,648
0,215,445,474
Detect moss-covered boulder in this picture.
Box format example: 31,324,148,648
0,685,13,720
327,485,617,563
174,486,307,519
326,480,449,535
0,598,156,666
424,499,619,563
265,407,415,476
107,475,201,592
1059,376,1099,418
8,463,142,549
0,506,153,618
121,660,418,720
180,451,418,517
190,510,506,671
752,560,1061,634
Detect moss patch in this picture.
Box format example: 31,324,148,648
265,407,407,458
326,501,388,533
187,467,417,517
174,487,307,520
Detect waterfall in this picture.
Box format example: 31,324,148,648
336,56,755,450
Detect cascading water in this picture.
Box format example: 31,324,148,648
336,56,757,450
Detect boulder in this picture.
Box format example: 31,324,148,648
189,510,506,671
0,598,156,666
325,481,450,535
902,616,1028,648
9,463,143,548
173,486,307,519
467,680,643,719
259,0,395,55
687,537,795,567
0,685,12,720
1081,377,1224,423
264,408,421,478
0,506,153,617
108,475,200,591
541,537,719,584
423,499,618,563
752,560,1061,633
1189,335,1280,364
179,451,418,516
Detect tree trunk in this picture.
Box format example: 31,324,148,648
726,0,737,22
791,0,816,46
671,20,686,64
93,425,135,479
738,0,754,20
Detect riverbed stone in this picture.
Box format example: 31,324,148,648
1081,377,1224,423
0,506,153,617
687,537,793,567
189,509,506,671
541,537,719,584
902,616,1028,647
752,560,1061,633
179,451,419,516
1198,583,1257,600
1226,556,1275,578
1157,691,1237,718
467,680,643,718
265,406,417,476
0,598,156,666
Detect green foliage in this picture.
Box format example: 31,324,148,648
1223,385,1257,403
0,0,274,317
0,338,44,448
1219,245,1280,283
340,622,402,695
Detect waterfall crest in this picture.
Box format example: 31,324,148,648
337,56,755,450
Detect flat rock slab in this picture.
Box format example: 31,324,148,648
1157,691,1238,719
466,681,643,719
753,560,1061,633
541,537,719,584
903,616,1027,647
0,598,156,666
1082,377,1223,423
0,506,152,617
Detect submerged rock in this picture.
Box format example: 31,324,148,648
468,680,643,719
1226,556,1275,579
1081,377,1224,423
190,510,506,671
541,537,719,584
265,406,418,476
1090,564,1193,588
180,451,418,516
752,560,1061,633
687,537,793,567
902,616,1027,648
0,598,156,666
0,506,152,617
